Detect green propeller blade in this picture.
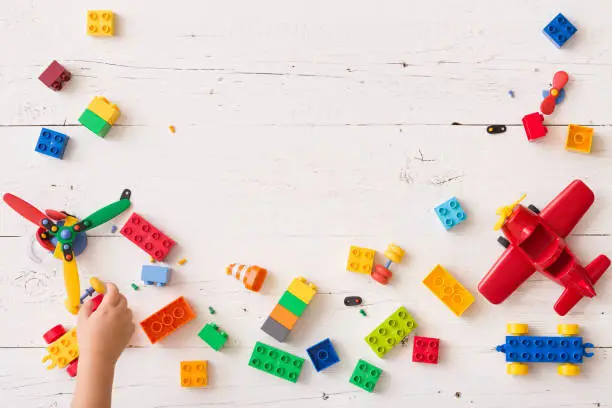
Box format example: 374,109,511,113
79,189,132,232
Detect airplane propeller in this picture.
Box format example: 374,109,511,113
494,194,526,231
541,71,569,115
3,189,132,314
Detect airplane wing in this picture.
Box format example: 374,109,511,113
478,245,536,304
539,180,594,239
554,255,611,316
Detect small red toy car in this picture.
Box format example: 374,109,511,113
479,180,610,315
42,294,103,377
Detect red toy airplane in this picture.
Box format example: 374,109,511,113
479,180,610,316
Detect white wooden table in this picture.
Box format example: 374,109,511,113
2,1,612,407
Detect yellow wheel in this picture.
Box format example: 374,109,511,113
384,244,405,264
558,324,579,336
90,277,107,294
507,363,529,375
507,323,529,335
558,363,580,376
65,299,80,315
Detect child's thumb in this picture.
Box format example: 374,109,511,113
77,299,94,325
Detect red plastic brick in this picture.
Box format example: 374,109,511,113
412,336,440,364
39,60,71,91
522,112,548,142
120,213,176,261
140,296,196,344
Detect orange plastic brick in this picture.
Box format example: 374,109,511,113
140,297,196,344
423,265,474,317
269,304,299,330
565,124,593,154
180,360,207,387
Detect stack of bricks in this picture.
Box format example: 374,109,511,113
261,277,316,342
79,96,120,138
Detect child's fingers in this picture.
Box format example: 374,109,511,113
101,282,121,307
77,298,94,325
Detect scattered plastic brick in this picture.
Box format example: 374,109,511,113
131,283,139,290
344,296,363,306
487,125,507,135
111,225,118,233
169,125,176,133
178,258,187,265
360,309,367,317
508,90,515,98
209,306,216,315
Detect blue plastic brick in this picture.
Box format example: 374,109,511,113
434,197,466,230
543,13,577,48
306,338,340,372
497,336,592,363
141,265,170,286
35,128,69,159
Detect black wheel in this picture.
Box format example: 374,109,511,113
528,205,540,214
497,236,510,248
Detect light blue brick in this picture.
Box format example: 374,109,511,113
434,197,466,230
35,128,69,159
141,265,170,286
543,13,577,48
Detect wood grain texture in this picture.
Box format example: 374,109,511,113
2,1,612,407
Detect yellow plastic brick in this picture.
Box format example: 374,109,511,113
42,327,79,370
347,246,375,274
287,277,317,304
87,10,114,36
87,96,121,125
565,125,593,154
180,360,208,387
422,265,474,317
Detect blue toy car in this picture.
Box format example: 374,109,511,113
497,323,594,376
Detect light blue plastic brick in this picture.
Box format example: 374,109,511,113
35,128,69,159
543,13,577,48
434,197,466,230
141,265,170,286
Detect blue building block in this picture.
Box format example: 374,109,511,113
35,128,69,159
543,13,577,48
306,338,340,372
496,336,594,364
434,197,466,230
141,265,170,286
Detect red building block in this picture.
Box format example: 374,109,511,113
140,296,196,344
39,60,71,91
522,112,548,142
412,336,440,364
120,213,176,261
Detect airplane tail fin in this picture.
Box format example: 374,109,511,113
554,255,611,316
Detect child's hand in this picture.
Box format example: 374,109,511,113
77,283,135,365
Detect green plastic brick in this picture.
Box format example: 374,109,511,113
197,323,228,351
278,290,307,317
248,341,304,383
79,109,111,137
364,306,417,358
349,359,382,392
